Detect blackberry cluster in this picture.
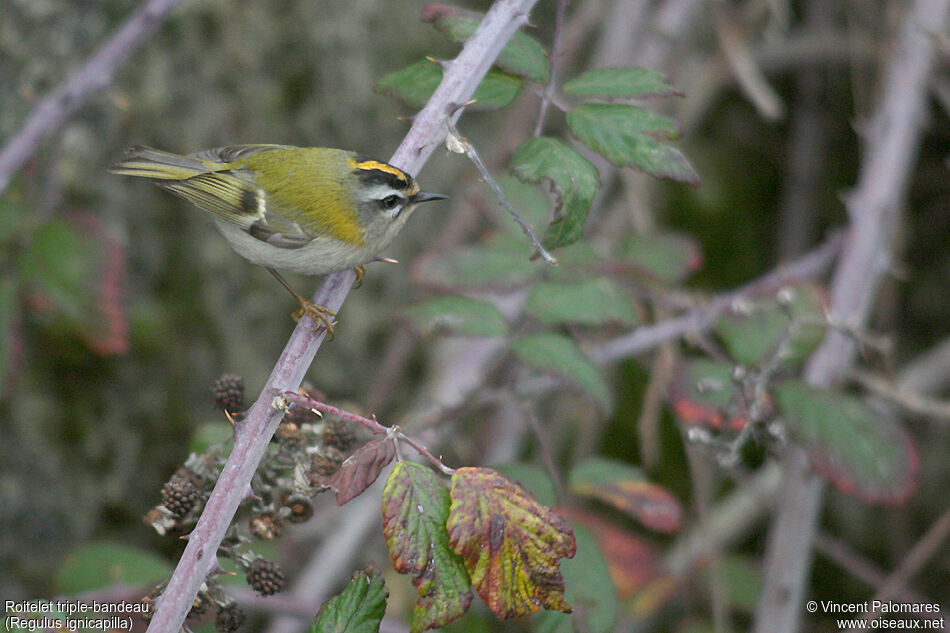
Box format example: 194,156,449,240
215,604,246,633
246,558,286,596
212,373,245,413
322,418,357,451
161,476,200,519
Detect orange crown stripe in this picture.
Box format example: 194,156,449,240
352,159,409,182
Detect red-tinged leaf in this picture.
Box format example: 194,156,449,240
20,213,128,355
568,458,682,533
531,524,617,633
669,358,749,430
447,467,576,619
324,437,396,505
565,507,662,599
382,462,473,632
72,214,128,355
776,381,918,504
311,566,388,633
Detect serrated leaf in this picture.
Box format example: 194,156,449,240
55,542,171,593
421,6,549,83
567,104,699,185
382,462,473,633
532,524,617,633
324,437,396,505
411,234,537,290
405,296,508,338
447,467,576,619
775,381,917,504
669,358,748,430
622,232,702,283
511,137,599,250
311,567,388,633
563,68,680,99
568,457,682,533
715,283,827,368
375,59,521,110
526,279,638,327
511,333,611,413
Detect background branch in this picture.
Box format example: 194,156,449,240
753,1,950,631
0,0,188,194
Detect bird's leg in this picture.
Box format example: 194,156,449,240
267,268,336,337
352,265,365,289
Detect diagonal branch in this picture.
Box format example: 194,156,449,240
753,1,950,632
144,2,539,632
0,0,189,195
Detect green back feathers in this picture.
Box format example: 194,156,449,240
110,145,366,247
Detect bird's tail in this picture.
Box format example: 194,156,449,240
109,146,213,180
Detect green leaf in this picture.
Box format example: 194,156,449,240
405,296,509,338
567,104,699,185
19,219,89,321
563,67,680,99
412,234,537,290
568,457,682,533
511,333,611,413
0,276,20,393
55,542,172,593
511,137,599,250
0,192,30,245
382,463,473,633
447,467,576,619
717,556,762,614
715,283,827,368
526,279,638,327
622,232,702,283
375,59,521,110
775,381,918,504
669,358,746,430
311,567,389,633
421,6,550,83
533,525,618,633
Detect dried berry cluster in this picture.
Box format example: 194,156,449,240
141,376,365,631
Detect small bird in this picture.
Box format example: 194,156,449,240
110,144,446,333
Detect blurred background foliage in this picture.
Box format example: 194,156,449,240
2,0,950,631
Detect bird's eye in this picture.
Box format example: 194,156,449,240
380,194,402,210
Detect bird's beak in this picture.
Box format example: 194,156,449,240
413,191,448,204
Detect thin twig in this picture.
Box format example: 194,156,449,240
851,369,950,421
589,231,843,364
444,121,557,264
0,0,189,195
281,390,456,475
532,0,568,137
